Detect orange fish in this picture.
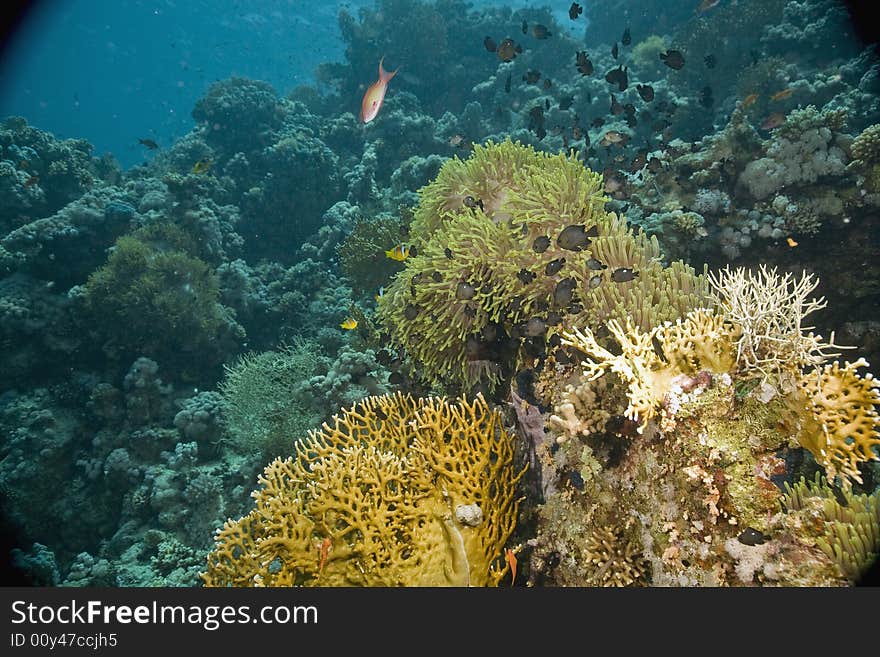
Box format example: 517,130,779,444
505,548,517,585
770,88,794,102
360,56,398,124
742,93,759,108
760,112,786,130
318,537,332,573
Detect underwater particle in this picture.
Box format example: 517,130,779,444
532,24,551,39
517,268,537,284
588,273,603,289
576,51,594,76
404,304,419,320
554,278,576,306
455,282,476,300
545,258,566,276
704,53,716,68
621,27,631,46
569,2,583,20
611,267,638,282
497,38,522,62
586,257,607,271
557,224,597,251
636,84,654,102
484,36,497,52
533,235,551,253
525,317,547,337
737,528,768,546
660,49,685,70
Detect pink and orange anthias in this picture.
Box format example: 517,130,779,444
360,57,398,123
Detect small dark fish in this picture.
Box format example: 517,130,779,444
737,528,769,546
431,271,442,282
523,69,541,84
522,20,528,34
621,27,631,46
569,2,583,20
532,24,551,39
591,117,605,129
575,51,594,76
517,268,537,284
699,85,714,108
704,54,716,69
404,304,419,320
651,335,667,362
557,224,596,251
630,150,648,172
497,38,523,62
749,49,760,66
611,42,619,59
463,195,484,211
546,311,563,325
138,137,159,150
455,282,476,300
604,65,628,92
533,235,551,253
543,79,553,90
545,99,551,110
636,84,655,102
588,273,603,289
525,317,547,337
830,482,849,507
553,278,576,306
586,257,607,271
660,49,685,70
24,174,39,187
484,36,497,52
559,95,574,110
388,371,405,385
445,247,454,259
611,267,639,282
624,103,636,116
545,258,565,276
609,94,624,116
504,73,511,93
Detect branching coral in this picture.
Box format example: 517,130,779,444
560,309,739,431
707,265,847,385
785,358,880,485
783,473,880,581
201,392,524,587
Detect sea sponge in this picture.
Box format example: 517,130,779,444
201,392,524,587
786,358,880,485
378,140,708,390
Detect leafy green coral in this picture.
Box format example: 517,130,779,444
82,223,225,359
377,139,708,391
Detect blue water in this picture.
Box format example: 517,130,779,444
0,0,564,168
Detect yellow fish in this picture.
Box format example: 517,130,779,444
340,317,358,330
191,157,212,174
786,236,798,247
385,244,410,261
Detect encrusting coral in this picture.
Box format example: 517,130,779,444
201,392,524,587
378,139,708,391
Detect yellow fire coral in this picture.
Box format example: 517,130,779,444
560,308,739,431
786,358,880,485
201,392,524,587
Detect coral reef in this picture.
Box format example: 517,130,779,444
202,392,524,586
